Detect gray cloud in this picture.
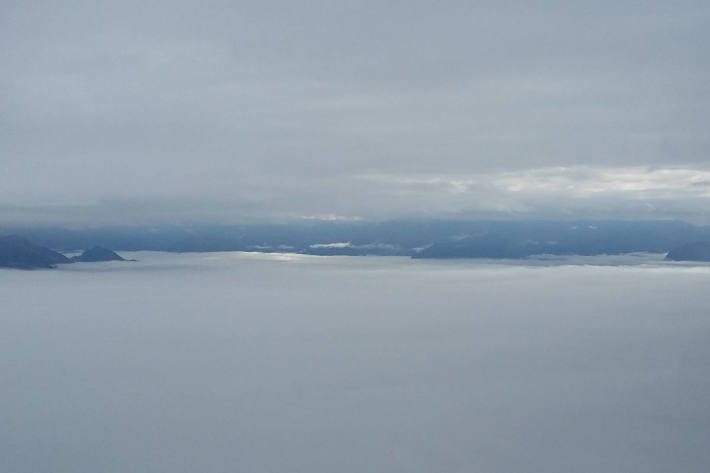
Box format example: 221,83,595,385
1,1,709,224
3,165,710,225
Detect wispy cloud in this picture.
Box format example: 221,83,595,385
355,166,710,222
310,242,352,249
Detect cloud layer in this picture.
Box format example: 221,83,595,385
2,165,710,225
2,252,710,472
1,1,708,224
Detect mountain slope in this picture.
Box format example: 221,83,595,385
0,235,71,269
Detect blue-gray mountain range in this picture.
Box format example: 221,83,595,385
3,220,710,266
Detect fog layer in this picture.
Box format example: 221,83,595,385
1,253,709,472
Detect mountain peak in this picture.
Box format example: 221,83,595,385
71,246,126,262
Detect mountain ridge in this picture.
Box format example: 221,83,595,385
71,246,126,262
3,220,710,261
0,236,129,269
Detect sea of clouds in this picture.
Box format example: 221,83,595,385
1,253,709,472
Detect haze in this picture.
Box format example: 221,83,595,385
2,2,710,471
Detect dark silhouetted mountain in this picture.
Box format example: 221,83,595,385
665,241,710,261
0,235,71,269
71,246,126,262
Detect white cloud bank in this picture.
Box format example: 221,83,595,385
2,165,710,225
353,166,710,222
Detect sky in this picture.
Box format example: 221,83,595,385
2,252,709,472
1,0,709,225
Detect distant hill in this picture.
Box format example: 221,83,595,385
0,236,131,269
0,235,71,269
413,221,710,259
665,241,710,262
4,220,710,259
414,233,535,259
71,246,126,262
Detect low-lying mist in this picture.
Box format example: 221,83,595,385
1,253,708,473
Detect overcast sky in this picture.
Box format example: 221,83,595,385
1,0,709,225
